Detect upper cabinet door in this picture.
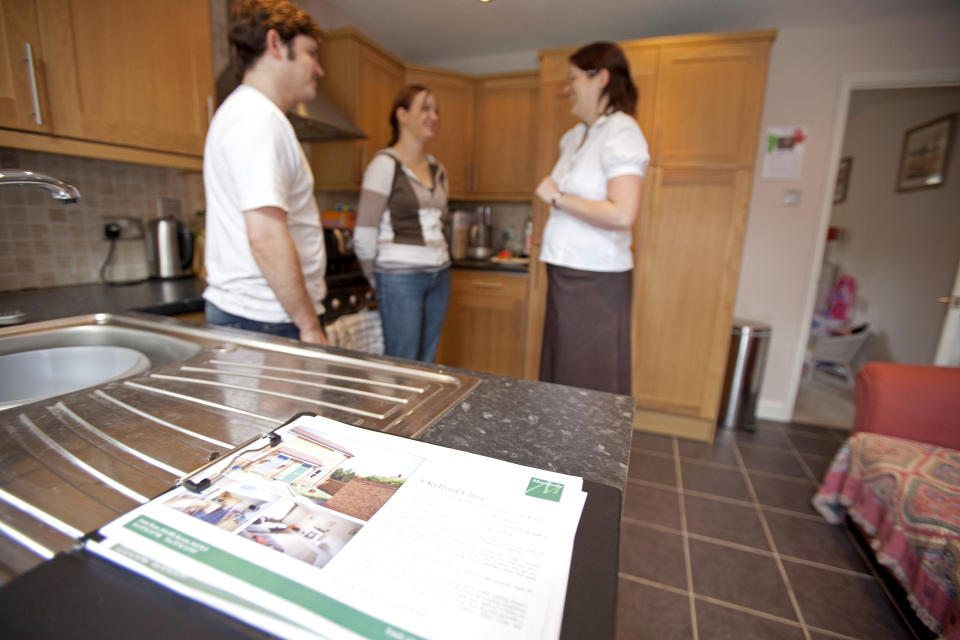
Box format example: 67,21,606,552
0,0,49,132
653,38,772,167
36,0,213,156
474,74,538,197
404,67,474,198
621,45,659,137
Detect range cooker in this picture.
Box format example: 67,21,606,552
322,227,376,321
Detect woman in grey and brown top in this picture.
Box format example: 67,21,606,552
353,84,451,362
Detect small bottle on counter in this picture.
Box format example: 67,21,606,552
522,217,533,257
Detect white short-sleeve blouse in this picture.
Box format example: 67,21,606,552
539,111,650,272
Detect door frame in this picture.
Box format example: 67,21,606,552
787,68,960,420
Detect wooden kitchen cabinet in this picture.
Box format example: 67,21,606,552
524,30,775,443
436,269,527,378
312,29,405,191
652,37,770,167
404,65,474,197
472,73,538,199
0,0,213,167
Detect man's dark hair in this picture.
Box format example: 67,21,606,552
229,0,323,81
569,42,638,116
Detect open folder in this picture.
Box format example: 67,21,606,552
85,412,587,640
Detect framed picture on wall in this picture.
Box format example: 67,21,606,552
896,112,956,191
833,156,852,204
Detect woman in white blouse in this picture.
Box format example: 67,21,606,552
534,42,650,395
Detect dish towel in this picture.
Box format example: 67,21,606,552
325,309,384,355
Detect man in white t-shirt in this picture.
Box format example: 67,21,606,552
203,0,327,344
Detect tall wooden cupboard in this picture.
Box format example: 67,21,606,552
0,0,213,168
524,30,775,443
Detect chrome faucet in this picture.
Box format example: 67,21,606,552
0,169,81,203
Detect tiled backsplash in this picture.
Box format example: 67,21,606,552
0,148,205,292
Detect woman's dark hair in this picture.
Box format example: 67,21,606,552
388,84,431,146
569,42,637,116
229,0,323,81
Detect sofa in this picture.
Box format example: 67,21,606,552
813,361,960,638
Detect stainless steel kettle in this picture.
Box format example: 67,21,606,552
145,218,194,279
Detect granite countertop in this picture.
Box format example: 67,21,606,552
0,276,631,491
451,258,529,273
0,278,206,324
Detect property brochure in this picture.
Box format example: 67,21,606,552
86,413,587,640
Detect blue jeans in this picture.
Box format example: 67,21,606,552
205,301,316,340
375,269,450,362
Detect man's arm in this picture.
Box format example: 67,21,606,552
244,207,327,345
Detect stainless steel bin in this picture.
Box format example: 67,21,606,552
718,319,771,430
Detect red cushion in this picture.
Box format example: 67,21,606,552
854,362,960,449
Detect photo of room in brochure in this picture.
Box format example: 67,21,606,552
87,414,587,640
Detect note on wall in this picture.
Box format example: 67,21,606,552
762,126,808,180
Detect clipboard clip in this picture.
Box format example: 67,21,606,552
179,431,282,494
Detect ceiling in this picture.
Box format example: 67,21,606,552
319,0,957,68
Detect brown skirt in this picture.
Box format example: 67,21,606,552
539,264,632,395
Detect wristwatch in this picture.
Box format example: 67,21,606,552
550,191,563,207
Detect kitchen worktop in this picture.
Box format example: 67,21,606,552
0,277,206,324
0,277,630,492
451,257,529,273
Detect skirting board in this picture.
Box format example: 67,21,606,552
633,409,715,444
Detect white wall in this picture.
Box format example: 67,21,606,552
735,15,960,420
826,87,960,365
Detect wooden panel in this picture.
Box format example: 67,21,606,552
312,34,403,190
36,0,213,156
631,167,753,418
473,74,538,197
404,66,474,197
0,0,48,132
437,270,527,378
653,40,771,167
622,46,659,137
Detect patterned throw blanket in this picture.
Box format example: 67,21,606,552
813,432,960,638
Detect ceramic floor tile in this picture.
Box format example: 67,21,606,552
683,494,768,551
783,560,915,639
623,481,681,529
687,539,796,620
749,472,820,516
736,443,808,479
787,432,845,457
732,425,791,450
680,461,751,502
694,601,806,640
631,432,676,454
619,520,687,589
763,510,869,573
617,579,692,640
628,450,677,486
677,438,738,467
797,451,833,484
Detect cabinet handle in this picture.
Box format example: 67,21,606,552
514,300,524,338
206,95,214,123
23,43,42,126
471,282,503,290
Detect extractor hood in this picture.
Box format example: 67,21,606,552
215,68,366,142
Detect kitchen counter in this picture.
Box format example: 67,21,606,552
0,277,205,323
451,257,529,273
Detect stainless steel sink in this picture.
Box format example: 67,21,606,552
0,312,479,583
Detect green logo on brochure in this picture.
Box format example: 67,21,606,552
526,477,564,502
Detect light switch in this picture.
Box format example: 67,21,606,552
782,189,802,207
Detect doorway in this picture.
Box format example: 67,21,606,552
792,77,960,430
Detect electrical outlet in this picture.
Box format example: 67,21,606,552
101,216,145,240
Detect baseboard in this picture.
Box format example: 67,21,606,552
757,398,791,422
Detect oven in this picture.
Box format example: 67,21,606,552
323,227,377,322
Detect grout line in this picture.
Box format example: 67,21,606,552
620,573,863,640
839,525,922,640
760,503,826,522
618,572,688,597
621,517,874,579
626,476,679,493
780,431,824,487
732,439,813,640
673,437,699,640
628,477,827,519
